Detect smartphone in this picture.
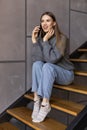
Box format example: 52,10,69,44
38,25,42,37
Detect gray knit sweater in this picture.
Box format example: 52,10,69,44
32,35,74,70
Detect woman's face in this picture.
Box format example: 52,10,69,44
41,14,56,33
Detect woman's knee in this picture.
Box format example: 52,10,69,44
32,61,44,72
42,63,54,73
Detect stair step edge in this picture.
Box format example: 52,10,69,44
54,84,87,95
75,71,87,76
78,49,87,52
70,58,87,62
24,93,85,116
7,107,66,130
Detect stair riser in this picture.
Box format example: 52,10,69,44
69,93,87,104
74,63,87,71
74,76,87,86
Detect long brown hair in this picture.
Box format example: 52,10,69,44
40,12,62,48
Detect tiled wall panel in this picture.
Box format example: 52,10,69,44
70,11,87,53
71,0,87,13
0,0,25,61
0,63,25,113
0,0,25,114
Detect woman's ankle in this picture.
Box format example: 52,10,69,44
42,98,49,106
34,93,40,101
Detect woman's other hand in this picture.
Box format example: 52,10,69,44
43,29,54,42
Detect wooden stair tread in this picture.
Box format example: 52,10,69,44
54,84,87,95
78,49,87,52
24,93,84,116
70,58,87,62
75,71,87,76
0,122,19,130
7,107,66,130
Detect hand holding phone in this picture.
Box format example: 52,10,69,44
32,26,40,43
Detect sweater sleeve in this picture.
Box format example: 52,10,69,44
41,35,67,63
32,42,44,62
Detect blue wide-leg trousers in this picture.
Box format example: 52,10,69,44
32,61,74,99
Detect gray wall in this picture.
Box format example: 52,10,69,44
70,0,87,53
0,0,25,114
0,0,87,118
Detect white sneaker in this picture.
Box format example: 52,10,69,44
31,100,41,119
32,103,51,123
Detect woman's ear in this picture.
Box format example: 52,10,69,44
53,22,56,26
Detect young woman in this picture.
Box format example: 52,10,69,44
31,12,74,123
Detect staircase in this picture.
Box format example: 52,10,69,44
0,43,87,130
